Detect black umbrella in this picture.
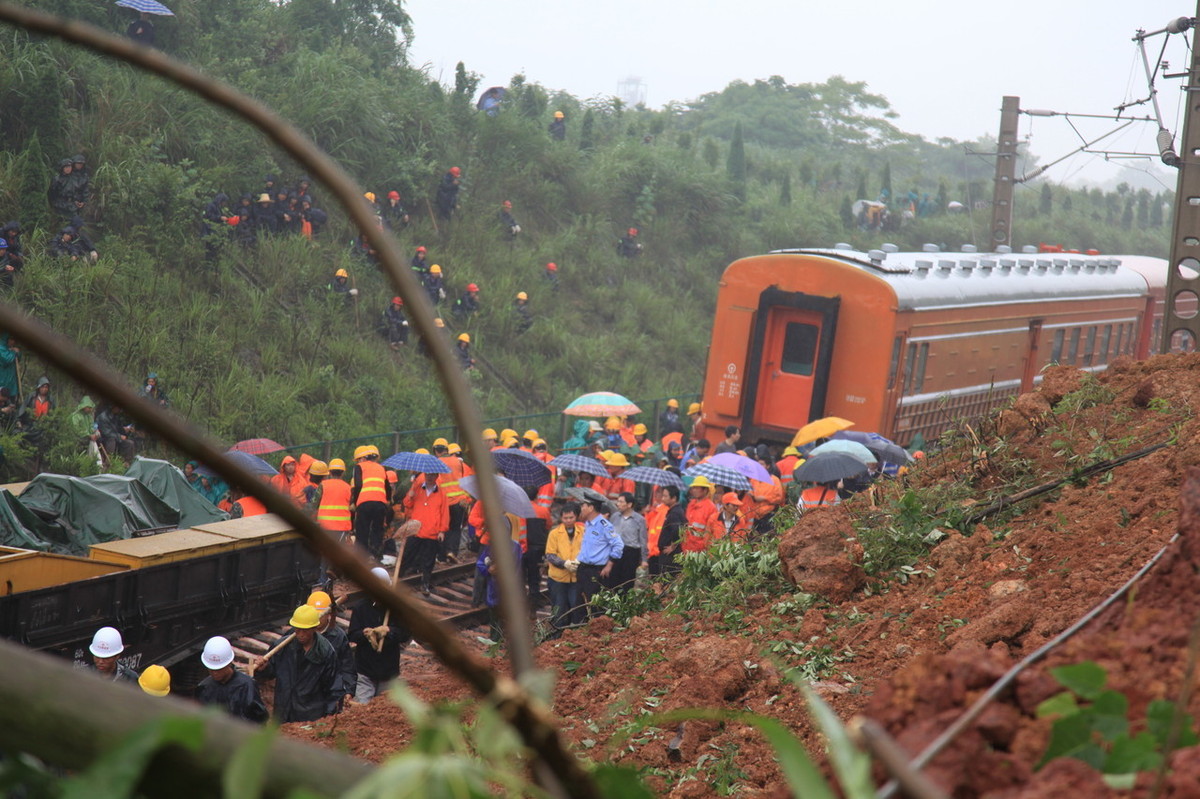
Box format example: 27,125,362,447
492,449,552,488
792,453,869,484
564,487,614,515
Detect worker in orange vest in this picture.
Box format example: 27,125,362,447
631,424,653,454
776,446,802,487
643,487,667,574
270,455,311,508
401,471,449,595
351,445,389,560
681,476,718,552
317,458,353,542
706,492,750,543
229,485,268,519
434,438,473,563
601,452,635,500
798,481,841,513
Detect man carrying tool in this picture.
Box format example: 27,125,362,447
196,636,268,723
401,470,449,595
347,566,412,703
308,590,356,713
434,438,472,563
253,604,338,723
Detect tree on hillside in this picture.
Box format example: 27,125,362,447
727,121,746,201
1040,183,1052,215
780,173,792,207
579,109,595,151
880,162,892,202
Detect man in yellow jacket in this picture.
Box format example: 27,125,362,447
543,502,585,637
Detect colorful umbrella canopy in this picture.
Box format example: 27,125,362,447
831,431,912,464
229,438,285,455
198,451,276,478
549,453,609,478
707,452,772,483
791,416,856,448
459,475,536,518
792,453,869,484
809,440,876,464
381,451,450,474
115,0,174,15
686,461,752,492
562,391,641,417
619,466,685,490
492,449,552,488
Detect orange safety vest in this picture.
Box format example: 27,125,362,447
799,486,840,511
233,495,268,518
777,455,800,485
437,455,471,505
317,478,353,531
644,502,666,557
534,480,555,511
357,460,388,504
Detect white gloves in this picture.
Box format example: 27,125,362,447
564,559,579,573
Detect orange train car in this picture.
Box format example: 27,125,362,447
701,246,1171,447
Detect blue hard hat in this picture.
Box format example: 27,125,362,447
0,239,7,248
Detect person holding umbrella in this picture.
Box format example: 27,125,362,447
126,12,156,46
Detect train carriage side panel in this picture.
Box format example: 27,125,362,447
705,253,900,443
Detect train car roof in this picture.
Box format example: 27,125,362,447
765,247,1158,310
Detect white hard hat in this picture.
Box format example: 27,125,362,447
89,626,124,657
370,567,390,582
201,636,235,670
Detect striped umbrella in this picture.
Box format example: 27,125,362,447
619,466,685,490
381,451,450,474
115,0,174,15
549,453,609,478
492,449,552,488
686,461,752,492
562,391,641,417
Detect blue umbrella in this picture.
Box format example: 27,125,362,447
459,475,536,518
197,450,276,478
831,431,911,464
492,449,552,488
115,0,174,15
686,461,752,492
810,439,876,464
382,451,450,474
619,466,685,490
549,453,609,478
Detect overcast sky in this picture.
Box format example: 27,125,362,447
405,0,1194,190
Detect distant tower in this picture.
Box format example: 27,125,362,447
617,76,647,107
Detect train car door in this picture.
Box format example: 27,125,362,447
749,301,838,433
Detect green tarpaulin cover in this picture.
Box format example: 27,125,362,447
125,457,229,529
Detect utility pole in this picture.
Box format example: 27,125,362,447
1162,7,1200,352
990,96,1020,250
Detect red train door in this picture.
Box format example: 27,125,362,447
755,308,830,431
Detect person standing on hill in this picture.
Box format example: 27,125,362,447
659,399,683,437
548,110,566,141
0,335,18,399
381,190,409,230
499,200,520,240
544,261,559,291
410,245,429,277
352,445,389,560
616,227,642,258
380,296,409,350
47,159,76,220
1,222,26,275
68,154,91,216
452,283,481,319
513,291,533,334
455,333,476,371
423,264,446,306
125,12,155,46
435,167,462,222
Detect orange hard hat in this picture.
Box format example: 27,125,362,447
392,296,403,305
628,227,638,236
416,245,427,253
466,283,479,292
721,492,742,506
388,190,400,200
449,166,461,177
546,262,557,271
502,200,512,209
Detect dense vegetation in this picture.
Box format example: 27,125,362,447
0,0,1174,474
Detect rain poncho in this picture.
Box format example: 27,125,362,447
69,395,97,439
561,419,593,454
0,335,17,398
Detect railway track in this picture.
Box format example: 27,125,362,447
228,560,544,675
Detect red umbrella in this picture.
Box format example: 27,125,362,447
230,438,285,455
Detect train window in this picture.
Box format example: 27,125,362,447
1152,319,1162,355
1126,323,1135,355
902,342,917,394
1082,327,1097,366
1114,325,1124,358
1067,328,1080,364
779,322,819,376
887,337,902,390
1050,330,1064,364
1099,325,1112,363
914,343,930,393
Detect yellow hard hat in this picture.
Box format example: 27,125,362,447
690,475,714,491
364,192,376,203
605,416,621,431
257,193,271,203
415,448,430,455
433,437,449,449
667,398,679,408
306,590,332,612
633,423,648,436
500,428,518,442
782,446,800,457
430,264,442,274
457,333,470,343
607,452,630,467
434,317,445,328
447,442,462,454
328,458,346,471
523,429,539,441
516,291,528,301
138,664,171,697
308,460,329,477
367,445,379,458
687,402,702,415
598,449,614,463
533,438,547,449
482,428,498,440
289,604,321,629
554,110,564,119
353,445,372,461
502,437,519,448
335,268,348,278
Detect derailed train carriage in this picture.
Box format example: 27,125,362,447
701,246,1174,447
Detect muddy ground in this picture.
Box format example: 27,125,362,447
281,354,1200,797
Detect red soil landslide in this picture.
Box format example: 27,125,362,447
281,354,1200,797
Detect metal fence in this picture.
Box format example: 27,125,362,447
276,393,700,463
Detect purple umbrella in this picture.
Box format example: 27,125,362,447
707,452,772,483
